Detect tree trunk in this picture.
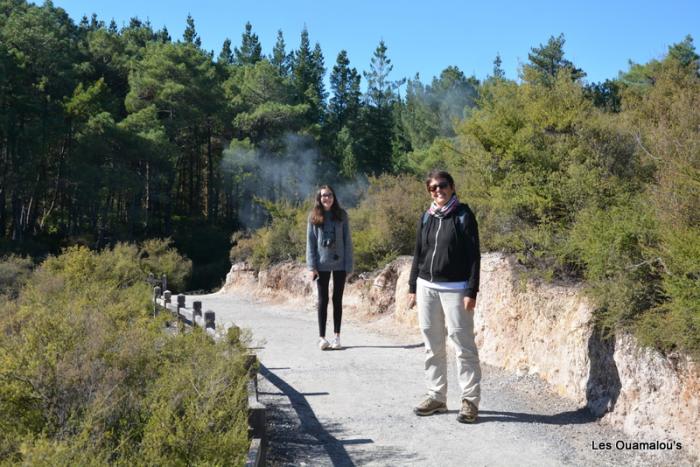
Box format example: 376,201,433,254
206,123,215,221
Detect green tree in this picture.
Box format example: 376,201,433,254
225,60,308,144
402,66,478,151
322,50,362,178
182,13,201,47
329,50,361,131
271,29,290,76
290,27,325,130
523,33,585,86
218,38,233,64
234,21,262,65
492,53,505,80
359,40,402,174
125,41,225,218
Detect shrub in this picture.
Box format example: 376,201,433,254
349,174,426,272
139,238,192,292
229,198,308,270
0,255,34,299
565,195,662,332
0,245,249,464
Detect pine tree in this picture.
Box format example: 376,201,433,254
363,40,403,107
667,34,699,71
329,50,361,130
271,29,290,76
291,27,325,127
311,42,327,106
524,33,584,85
183,14,201,47
218,38,233,64
492,53,505,80
234,22,262,65
360,40,402,174
291,27,313,99
155,26,171,43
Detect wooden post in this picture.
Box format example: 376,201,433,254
153,286,161,317
204,310,215,329
161,274,167,294
193,301,202,317
176,294,186,330
163,291,172,327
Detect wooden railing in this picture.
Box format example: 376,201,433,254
150,276,267,466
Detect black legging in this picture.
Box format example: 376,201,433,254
317,270,346,337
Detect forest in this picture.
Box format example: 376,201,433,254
1,0,699,372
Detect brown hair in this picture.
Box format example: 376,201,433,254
309,185,345,225
425,170,455,191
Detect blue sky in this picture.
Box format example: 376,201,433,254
51,0,699,88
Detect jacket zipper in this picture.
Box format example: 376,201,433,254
429,218,442,282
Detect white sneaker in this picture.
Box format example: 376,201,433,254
318,337,331,350
330,336,342,350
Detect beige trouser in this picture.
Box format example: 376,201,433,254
417,282,481,406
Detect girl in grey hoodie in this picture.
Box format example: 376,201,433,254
306,185,353,350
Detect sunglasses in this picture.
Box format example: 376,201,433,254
320,193,334,198
428,181,450,192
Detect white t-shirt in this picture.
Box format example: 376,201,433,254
417,277,467,291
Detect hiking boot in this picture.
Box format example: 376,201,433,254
457,399,478,423
413,398,447,416
330,336,342,350
318,337,331,350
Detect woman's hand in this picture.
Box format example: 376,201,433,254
308,269,318,281
464,296,476,311
407,293,416,309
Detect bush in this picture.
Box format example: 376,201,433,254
0,245,249,465
349,175,427,272
229,198,308,270
0,255,34,299
565,195,662,331
139,238,192,292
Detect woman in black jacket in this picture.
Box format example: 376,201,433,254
408,170,482,423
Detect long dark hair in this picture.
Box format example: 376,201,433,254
310,185,345,225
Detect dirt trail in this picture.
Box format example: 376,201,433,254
191,291,693,467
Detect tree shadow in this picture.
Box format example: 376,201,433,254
260,364,372,466
343,343,424,350
477,408,596,425
585,326,622,417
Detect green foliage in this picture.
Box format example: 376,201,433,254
523,33,585,86
139,238,192,292
230,198,309,270
0,244,248,464
349,175,426,272
565,196,660,327
0,255,33,299
401,67,478,151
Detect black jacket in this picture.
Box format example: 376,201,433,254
408,203,480,298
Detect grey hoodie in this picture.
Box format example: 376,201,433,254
306,210,353,273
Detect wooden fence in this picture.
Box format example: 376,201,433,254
150,276,267,466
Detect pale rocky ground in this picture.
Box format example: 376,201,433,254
189,280,697,466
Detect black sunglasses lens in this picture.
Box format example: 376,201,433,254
429,182,449,192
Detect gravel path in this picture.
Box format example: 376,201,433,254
190,291,694,467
